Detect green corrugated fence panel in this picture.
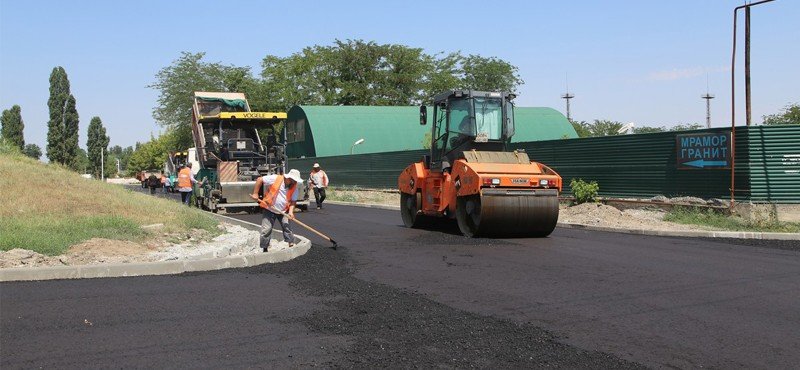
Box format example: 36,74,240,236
742,125,800,203
288,126,800,203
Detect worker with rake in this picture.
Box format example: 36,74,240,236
250,169,304,252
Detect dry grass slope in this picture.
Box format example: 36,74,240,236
0,152,218,255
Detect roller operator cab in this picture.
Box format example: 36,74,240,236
398,90,562,237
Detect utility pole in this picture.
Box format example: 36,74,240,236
101,149,104,181
745,6,752,125
730,0,775,206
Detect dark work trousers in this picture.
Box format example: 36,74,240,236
313,187,326,208
180,190,192,206
260,210,294,251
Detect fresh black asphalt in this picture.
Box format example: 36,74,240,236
2,191,799,368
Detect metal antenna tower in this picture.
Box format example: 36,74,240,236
561,73,574,121
701,74,714,128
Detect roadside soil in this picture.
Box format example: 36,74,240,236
559,202,713,231
0,223,261,269
325,188,714,232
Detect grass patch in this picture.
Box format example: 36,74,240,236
0,153,220,255
0,215,146,256
664,206,800,233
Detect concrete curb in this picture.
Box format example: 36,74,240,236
556,222,800,240
0,214,311,282
323,200,800,241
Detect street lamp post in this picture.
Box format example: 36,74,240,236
350,138,365,155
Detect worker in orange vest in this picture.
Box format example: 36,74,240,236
308,163,329,209
160,171,170,193
250,169,304,252
177,163,200,206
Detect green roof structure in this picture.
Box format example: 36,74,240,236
285,105,577,158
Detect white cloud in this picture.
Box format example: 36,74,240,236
647,66,730,82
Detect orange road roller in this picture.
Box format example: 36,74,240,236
398,90,562,237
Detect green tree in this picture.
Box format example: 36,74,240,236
86,116,110,178
588,120,625,137
423,52,462,101
127,135,168,175
258,40,524,107
109,144,135,172
633,126,666,134
73,148,91,174
149,52,256,146
671,123,703,131
126,129,186,175
374,43,431,105
23,143,42,160
47,67,72,165
570,120,591,138
762,103,800,125
63,95,81,170
460,54,524,93
1,105,24,150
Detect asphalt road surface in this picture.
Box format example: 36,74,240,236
2,198,799,369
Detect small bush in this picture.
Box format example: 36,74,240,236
570,178,599,204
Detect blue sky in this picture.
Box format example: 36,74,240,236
1,0,798,152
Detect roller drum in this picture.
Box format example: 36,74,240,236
456,189,559,237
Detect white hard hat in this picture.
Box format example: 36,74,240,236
285,169,304,183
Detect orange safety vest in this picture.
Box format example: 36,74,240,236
260,175,297,212
177,168,192,188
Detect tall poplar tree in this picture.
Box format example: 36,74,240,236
1,105,25,150
86,116,110,178
46,67,71,164
63,95,81,170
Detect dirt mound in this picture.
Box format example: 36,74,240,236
61,238,158,265
559,202,706,231
0,249,61,268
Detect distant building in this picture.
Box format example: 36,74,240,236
285,105,578,158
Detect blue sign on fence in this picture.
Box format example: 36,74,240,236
676,131,732,169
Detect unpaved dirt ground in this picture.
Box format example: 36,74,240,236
559,202,712,231
0,223,261,269
327,188,712,232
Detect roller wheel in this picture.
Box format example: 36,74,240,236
401,192,429,228
456,195,482,237
456,193,559,238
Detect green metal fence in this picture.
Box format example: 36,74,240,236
287,125,800,203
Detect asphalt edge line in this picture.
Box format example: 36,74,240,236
323,200,800,241
0,214,311,282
